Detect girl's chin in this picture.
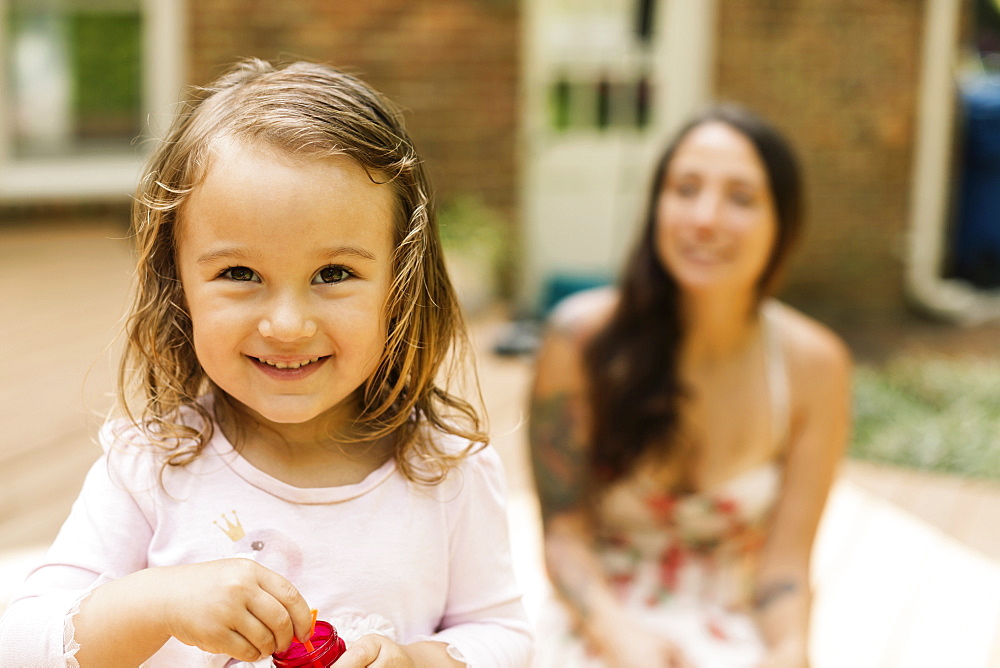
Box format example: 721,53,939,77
256,406,352,427
224,398,360,430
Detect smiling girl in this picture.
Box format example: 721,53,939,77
0,60,531,667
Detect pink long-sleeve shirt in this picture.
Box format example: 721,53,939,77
0,414,532,667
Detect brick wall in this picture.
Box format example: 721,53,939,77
714,0,925,323
187,0,520,225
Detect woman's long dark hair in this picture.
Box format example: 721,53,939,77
582,104,804,492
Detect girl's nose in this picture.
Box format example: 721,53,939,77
258,294,317,341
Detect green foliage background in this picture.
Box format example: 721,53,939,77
851,357,1000,480
69,11,142,130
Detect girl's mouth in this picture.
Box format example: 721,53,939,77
248,355,330,378
253,356,325,369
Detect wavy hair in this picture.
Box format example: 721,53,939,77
583,104,804,492
118,59,485,483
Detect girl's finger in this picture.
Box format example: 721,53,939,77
337,634,382,667
252,565,313,641
227,609,278,659
206,626,271,663
244,589,295,651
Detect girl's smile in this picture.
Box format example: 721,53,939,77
249,354,330,378
175,137,397,433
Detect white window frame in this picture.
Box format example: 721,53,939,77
0,0,184,201
906,0,1000,323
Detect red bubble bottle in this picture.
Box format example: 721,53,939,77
272,620,347,668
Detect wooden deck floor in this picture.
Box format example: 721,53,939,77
2,221,999,666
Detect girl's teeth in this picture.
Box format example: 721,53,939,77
261,357,320,369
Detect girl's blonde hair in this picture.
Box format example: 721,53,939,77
119,58,485,483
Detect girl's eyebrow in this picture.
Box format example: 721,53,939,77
196,246,377,265
196,247,256,265
319,246,377,261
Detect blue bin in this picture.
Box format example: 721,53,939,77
953,75,1000,287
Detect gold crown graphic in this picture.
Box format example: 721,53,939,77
213,510,245,542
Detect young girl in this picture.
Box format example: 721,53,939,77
0,59,532,667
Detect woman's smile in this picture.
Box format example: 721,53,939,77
677,243,734,266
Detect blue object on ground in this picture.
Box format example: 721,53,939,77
953,74,1000,287
493,272,613,357
541,272,613,315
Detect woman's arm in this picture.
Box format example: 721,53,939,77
530,299,691,668
753,317,853,667
530,321,616,633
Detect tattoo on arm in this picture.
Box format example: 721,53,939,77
753,579,800,611
530,392,587,522
531,390,607,622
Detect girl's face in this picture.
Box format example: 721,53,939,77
176,138,396,429
655,121,777,295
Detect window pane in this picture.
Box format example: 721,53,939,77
70,10,142,148
6,0,142,159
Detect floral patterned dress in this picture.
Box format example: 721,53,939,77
534,302,790,668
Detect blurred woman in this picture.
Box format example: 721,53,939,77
530,104,851,668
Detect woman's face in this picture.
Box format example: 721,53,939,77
655,121,778,296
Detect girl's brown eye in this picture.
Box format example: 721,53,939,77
314,266,351,284
223,266,257,282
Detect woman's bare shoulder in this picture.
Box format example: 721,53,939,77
532,287,618,394
546,286,619,344
769,300,852,390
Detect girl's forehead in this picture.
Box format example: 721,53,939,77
202,135,340,175
178,138,398,251
193,138,387,205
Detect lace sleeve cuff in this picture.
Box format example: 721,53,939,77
63,573,115,667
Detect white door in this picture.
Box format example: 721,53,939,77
519,0,716,312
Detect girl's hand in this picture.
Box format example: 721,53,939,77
155,558,313,662
333,635,464,667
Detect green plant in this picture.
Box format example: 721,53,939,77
437,195,512,300
850,356,1000,480
438,195,506,258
